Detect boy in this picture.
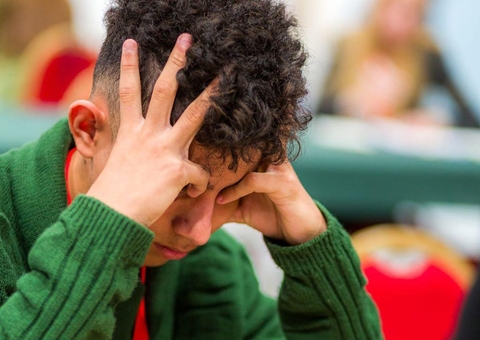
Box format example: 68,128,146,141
0,0,380,338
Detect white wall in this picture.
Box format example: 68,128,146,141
67,0,109,51
427,0,480,120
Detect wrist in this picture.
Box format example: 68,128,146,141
281,196,328,245
284,213,327,246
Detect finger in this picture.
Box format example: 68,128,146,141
217,172,275,204
118,39,142,131
172,79,218,147
145,33,192,128
184,161,210,198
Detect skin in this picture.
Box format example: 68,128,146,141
374,0,427,48
67,33,327,267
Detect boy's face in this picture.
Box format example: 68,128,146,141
72,97,260,267
141,143,258,267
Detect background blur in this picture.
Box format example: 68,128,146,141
66,0,480,118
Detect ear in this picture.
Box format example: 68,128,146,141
68,100,108,159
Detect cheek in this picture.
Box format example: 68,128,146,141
147,213,169,236
147,200,179,235
211,201,239,232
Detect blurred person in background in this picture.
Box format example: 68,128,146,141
316,0,479,127
0,0,95,108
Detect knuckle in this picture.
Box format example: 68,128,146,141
120,65,139,81
284,172,297,185
184,107,204,125
119,85,136,102
121,61,137,71
169,50,186,68
153,79,175,99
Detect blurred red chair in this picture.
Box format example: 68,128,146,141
352,224,474,340
61,63,95,105
19,23,96,107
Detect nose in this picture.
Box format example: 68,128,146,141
172,196,214,246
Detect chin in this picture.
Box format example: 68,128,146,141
142,246,169,267
143,255,169,267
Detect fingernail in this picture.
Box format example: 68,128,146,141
123,39,136,52
178,34,192,49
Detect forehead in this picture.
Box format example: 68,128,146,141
189,143,259,190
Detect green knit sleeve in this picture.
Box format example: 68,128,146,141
264,203,382,340
0,195,154,340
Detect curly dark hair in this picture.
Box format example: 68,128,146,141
92,0,311,169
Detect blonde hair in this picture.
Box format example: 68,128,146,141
326,0,436,114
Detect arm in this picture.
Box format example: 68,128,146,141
266,203,381,339
217,162,382,339
173,211,380,340
0,196,153,339
0,35,213,339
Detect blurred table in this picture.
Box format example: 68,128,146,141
0,104,63,154
2,108,480,225
294,116,480,225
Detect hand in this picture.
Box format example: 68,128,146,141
217,162,327,245
86,35,214,227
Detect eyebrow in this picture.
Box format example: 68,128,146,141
200,160,258,192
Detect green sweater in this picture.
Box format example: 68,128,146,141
0,119,381,339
